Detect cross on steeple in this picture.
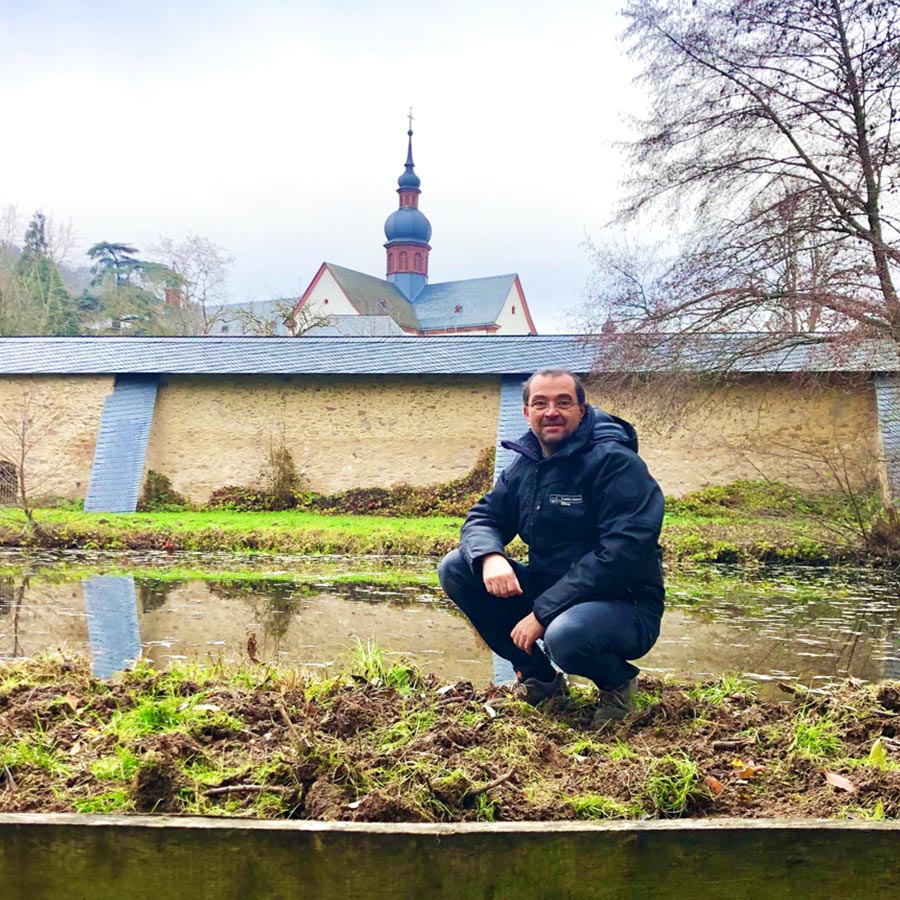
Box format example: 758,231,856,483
407,106,414,133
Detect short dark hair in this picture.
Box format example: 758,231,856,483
522,369,586,405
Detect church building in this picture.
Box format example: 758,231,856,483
292,127,537,336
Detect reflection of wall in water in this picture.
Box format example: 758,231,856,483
137,581,491,681
649,609,891,683
0,580,88,659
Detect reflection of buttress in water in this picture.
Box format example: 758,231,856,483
83,576,142,678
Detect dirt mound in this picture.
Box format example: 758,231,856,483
1,659,898,822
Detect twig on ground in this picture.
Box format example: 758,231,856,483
466,769,514,797
276,698,311,747
204,785,293,798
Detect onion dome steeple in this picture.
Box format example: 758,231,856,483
384,110,431,300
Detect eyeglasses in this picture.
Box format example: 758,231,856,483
527,398,578,411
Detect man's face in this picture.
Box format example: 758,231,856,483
524,373,586,456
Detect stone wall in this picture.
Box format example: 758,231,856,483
0,375,112,500
144,374,501,503
587,374,879,495
0,372,881,504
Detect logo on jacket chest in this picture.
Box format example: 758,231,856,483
549,494,583,507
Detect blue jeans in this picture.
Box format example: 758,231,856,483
438,549,660,690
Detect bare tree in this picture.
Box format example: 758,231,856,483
0,388,52,537
591,0,900,363
151,233,235,335
236,298,332,336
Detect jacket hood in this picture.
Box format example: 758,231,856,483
501,404,639,460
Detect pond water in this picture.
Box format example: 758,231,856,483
1,550,899,686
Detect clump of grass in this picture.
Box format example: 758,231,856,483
688,673,755,705
642,752,705,817
839,800,886,821
789,711,843,760
377,707,437,752
1,734,69,777
607,739,639,762
569,793,644,820
90,746,141,781
350,638,419,695
74,789,133,814
106,693,243,741
472,792,498,821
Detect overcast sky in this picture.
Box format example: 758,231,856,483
1,0,645,333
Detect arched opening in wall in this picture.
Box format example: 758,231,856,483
414,253,422,272
0,461,18,505
399,251,408,269
388,252,395,271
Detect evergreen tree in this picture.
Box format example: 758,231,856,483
8,211,78,335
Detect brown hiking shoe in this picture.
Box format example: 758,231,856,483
510,671,567,706
592,677,637,725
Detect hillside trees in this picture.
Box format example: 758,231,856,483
0,211,79,336
584,0,900,365
82,241,182,334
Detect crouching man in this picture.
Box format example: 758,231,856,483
438,369,665,724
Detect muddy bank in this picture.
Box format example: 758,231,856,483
1,658,898,822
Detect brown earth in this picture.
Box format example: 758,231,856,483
1,659,898,822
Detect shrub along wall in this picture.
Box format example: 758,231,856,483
202,448,495,517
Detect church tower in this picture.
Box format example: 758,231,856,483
384,122,432,300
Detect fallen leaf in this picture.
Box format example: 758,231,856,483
63,694,79,712
483,703,497,719
869,739,888,771
731,759,765,779
436,685,455,696
825,771,857,793
704,775,724,796
68,741,83,756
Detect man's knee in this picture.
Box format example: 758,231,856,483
438,548,472,596
543,613,594,670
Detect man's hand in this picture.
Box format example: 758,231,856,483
511,612,545,655
481,553,523,597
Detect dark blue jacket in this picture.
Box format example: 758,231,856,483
459,405,665,627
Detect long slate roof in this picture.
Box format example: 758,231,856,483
412,274,517,330
0,335,897,375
